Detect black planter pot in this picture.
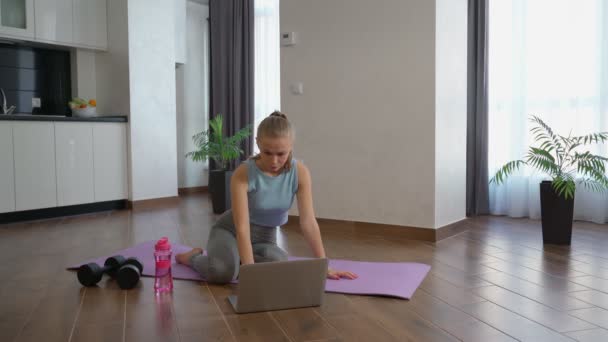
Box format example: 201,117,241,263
539,181,574,245
209,169,233,214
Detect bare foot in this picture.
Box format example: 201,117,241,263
176,248,203,266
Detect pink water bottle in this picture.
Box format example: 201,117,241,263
154,237,173,293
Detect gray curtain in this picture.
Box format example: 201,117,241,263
209,0,254,171
466,0,490,216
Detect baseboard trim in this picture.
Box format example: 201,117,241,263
178,186,209,195
286,216,469,242
435,219,470,241
0,200,127,224
128,196,180,210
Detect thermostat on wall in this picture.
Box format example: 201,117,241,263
281,32,297,46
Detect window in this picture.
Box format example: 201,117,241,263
254,0,281,152
488,0,608,222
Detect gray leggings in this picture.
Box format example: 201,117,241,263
190,210,288,284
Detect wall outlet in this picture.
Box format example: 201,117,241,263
281,32,297,46
32,97,41,108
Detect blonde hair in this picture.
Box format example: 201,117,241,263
253,111,295,171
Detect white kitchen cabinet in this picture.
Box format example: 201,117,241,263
175,0,186,64
34,0,73,44
0,122,15,213
1,0,109,50
93,123,127,202
0,0,34,39
55,122,94,206
2,120,127,216
73,0,107,50
13,122,57,211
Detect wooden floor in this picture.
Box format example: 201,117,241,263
2,194,608,341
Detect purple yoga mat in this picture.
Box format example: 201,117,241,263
68,241,430,299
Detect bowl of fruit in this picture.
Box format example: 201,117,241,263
69,98,97,117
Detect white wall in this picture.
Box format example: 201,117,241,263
69,0,182,201
176,1,209,188
71,50,97,101
281,0,468,229
281,0,437,228
127,0,178,201
94,0,130,116
435,0,467,227
72,0,130,116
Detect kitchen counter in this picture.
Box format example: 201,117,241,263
0,114,128,123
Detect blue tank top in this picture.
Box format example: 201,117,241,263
246,158,299,227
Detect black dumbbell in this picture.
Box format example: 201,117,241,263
77,255,127,287
116,257,144,290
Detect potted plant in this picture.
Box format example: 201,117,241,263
490,115,608,245
186,115,252,214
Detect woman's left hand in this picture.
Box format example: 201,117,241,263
327,268,358,280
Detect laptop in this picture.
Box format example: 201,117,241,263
228,258,329,314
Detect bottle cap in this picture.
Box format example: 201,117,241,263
155,237,171,251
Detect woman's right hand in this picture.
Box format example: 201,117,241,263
327,268,358,280
231,164,255,266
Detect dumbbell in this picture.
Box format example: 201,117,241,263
116,257,144,290
77,255,127,287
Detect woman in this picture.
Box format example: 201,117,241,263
176,112,357,283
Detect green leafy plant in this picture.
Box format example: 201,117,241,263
490,115,608,199
186,115,252,170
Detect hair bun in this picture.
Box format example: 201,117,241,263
270,111,287,120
